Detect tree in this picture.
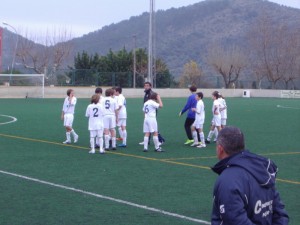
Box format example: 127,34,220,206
179,60,203,88
207,44,246,88
71,48,175,88
249,13,300,89
17,28,73,85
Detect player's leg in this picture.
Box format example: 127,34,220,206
89,131,96,154
191,124,199,146
184,117,194,144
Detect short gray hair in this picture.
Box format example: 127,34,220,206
216,126,245,155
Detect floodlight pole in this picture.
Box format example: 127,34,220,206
2,22,19,76
133,34,137,88
148,0,155,85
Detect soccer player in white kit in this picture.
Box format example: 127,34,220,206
218,93,227,128
86,94,105,154
142,92,163,152
212,93,228,141
61,89,79,144
205,91,221,144
190,92,206,148
102,88,118,150
115,87,127,147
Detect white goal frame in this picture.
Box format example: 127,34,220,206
0,74,45,98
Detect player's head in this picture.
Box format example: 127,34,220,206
67,89,74,97
189,85,197,92
144,82,152,90
216,126,245,158
212,91,220,99
95,87,102,95
149,92,158,100
105,88,114,97
196,92,203,100
91,94,100,104
115,87,122,94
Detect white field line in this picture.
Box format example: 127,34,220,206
0,114,17,125
276,105,300,110
0,170,211,225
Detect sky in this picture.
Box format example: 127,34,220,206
1,0,300,40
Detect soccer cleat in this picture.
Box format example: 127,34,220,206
112,147,116,151
105,148,110,151
155,147,164,152
118,144,127,147
190,142,199,147
74,135,79,143
63,140,71,144
89,149,95,154
139,141,144,145
205,139,211,144
143,149,148,152
99,149,105,154
184,139,194,145
197,144,206,148
95,144,100,148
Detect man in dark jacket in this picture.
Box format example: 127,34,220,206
211,126,289,225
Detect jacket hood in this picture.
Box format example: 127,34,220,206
212,150,278,188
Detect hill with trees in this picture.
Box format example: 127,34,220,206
2,0,300,88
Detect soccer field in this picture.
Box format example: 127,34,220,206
0,97,299,225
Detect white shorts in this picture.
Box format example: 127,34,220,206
192,121,204,130
211,116,221,127
143,117,158,133
89,129,103,138
221,118,227,126
103,115,116,129
64,114,74,127
117,118,127,127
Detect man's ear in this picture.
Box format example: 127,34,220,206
217,144,225,160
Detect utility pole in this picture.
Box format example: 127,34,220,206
148,0,155,85
133,34,136,88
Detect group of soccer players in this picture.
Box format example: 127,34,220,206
61,87,127,154
179,86,227,148
61,84,227,154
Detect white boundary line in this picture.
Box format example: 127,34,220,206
276,105,300,110
0,114,17,125
0,169,211,225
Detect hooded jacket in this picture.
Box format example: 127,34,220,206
211,150,289,225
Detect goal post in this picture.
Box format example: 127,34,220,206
0,74,45,98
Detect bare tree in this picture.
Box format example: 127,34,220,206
179,60,203,88
207,44,246,88
249,13,300,89
16,28,73,84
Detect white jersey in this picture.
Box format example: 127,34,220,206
102,96,118,116
85,103,104,130
143,99,159,118
212,99,221,118
195,99,205,124
219,98,227,119
62,96,77,114
117,94,127,119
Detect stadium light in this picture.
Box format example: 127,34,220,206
2,22,19,75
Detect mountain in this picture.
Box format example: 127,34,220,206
67,0,300,76
2,0,300,77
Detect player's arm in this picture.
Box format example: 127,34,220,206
61,110,64,120
157,94,163,108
